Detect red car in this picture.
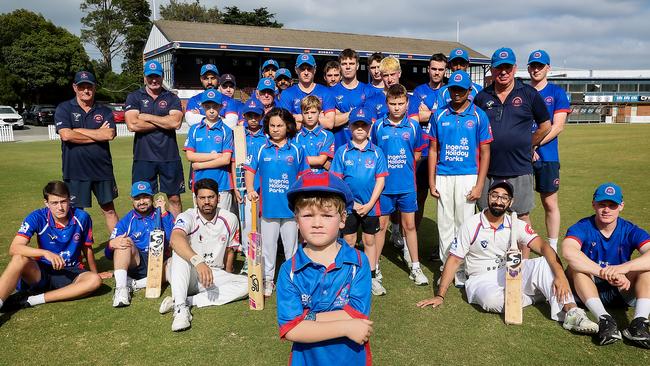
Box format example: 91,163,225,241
107,103,125,123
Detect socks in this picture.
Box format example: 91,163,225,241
634,298,650,320
585,298,609,318
27,294,45,307
548,238,558,252
114,269,128,288
411,262,420,270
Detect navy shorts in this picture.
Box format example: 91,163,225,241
415,159,429,191
575,278,635,308
128,250,149,280
65,179,118,208
132,160,186,196
533,161,560,194
342,212,380,235
379,191,418,215
18,261,87,292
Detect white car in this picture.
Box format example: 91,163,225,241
0,106,24,129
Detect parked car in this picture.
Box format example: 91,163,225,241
23,104,56,126
106,103,125,123
0,105,24,129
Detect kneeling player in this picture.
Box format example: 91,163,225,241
0,181,101,313
562,183,650,347
161,178,247,332
417,180,598,334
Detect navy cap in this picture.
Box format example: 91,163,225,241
144,60,163,76
447,70,472,90
528,50,550,65
201,89,223,105
242,98,264,116
491,47,516,67
275,68,292,80
74,71,96,85
348,107,372,126
296,53,316,68
219,74,236,86
287,172,353,211
593,182,623,204
200,64,219,76
131,181,154,197
257,77,276,92
262,59,279,70
449,48,470,62
488,179,514,197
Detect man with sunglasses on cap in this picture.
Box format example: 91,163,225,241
185,64,220,126
218,74,243,129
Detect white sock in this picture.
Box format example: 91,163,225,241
134,278,148,289
114,269,127,288
585,298,609,318
548,238,558,252
27,294,45,306
411,262,420,270
633,298,650,319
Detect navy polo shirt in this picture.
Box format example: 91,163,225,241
125,87,183,162
474,80,550,176
55,98,115,180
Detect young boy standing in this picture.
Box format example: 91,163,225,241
277,171,373,365
295,96,335,173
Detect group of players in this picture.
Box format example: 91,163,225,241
0,45,648,356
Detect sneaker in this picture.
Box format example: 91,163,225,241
563,308,599,334
375,268,383,282
454,271,467,288
403,243,412,268
371,278,386,296
597,314,622,345
239,260,248,275
409,267,429,286
112,287,131,308
0,292,31,312
171,304,192,332
159,296,174,314
264,281,274,297
622,317,650,349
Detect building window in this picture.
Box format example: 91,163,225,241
600,83,618,92
618,83,638,92
413,66,418,73
360,65,366,71
639,83,650,92
568,83,586,92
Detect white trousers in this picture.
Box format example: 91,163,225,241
261,217,298,282
464,257,574,321
436,174,477,264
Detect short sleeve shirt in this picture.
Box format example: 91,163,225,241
434,82,483,111
183,119,234,191
245,129,268,192
106,209,175,260
535,83,570,162
329,82,379,149
294,126,335,172
279,84,336,115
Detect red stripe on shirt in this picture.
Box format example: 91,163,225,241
638,239,650,250
279,309,309,339
343,304,368,319
375,172,388,178
565,235,583,246
554,109,571,115
16,233,31,240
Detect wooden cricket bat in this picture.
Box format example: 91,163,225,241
146,207,165,298
504,211,523,325
248,199,264,310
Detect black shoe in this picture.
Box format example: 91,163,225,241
0,292,32,313
622,317,650,349
597,314,622,345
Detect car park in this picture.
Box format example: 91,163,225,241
0,105,25,129
23,104,56,126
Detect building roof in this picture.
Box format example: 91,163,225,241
146,20,489,63
515,68,650,80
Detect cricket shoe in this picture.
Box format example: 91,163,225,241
371,278,386,296
264,281,275,297
622,317,650,349
409,267,429,286
239,260,248,275
159,296,174,314
454,271,467,288
375,268,383,282
112,287,131,308
597,314,622,345
172,304,192,332
562,308,598,334
402,243,412,268
0,292,32,312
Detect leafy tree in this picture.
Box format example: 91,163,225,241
159,0,220,23
80,0,126,71
221,6,282,28
120,0,152,75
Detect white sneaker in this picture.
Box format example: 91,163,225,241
264,281,274,297
563,307,599,334
409,267,429,286
454,271,467,288
403,243,412,268
172,304,192,332
159,296,174,314
376,268,383,282
371,278,387,296
112,286,131,308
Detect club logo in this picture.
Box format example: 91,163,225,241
499,51,509,59
365,158,375,168
533,51,542,59
605,186,616,195
214,136,222,143
138,183,146,190
554,178,560,187
158,100,168,109
456,49,464,55
93,114,103,123
301,55,308,60
264,79,272,86
356,109,365,117
544,96,554,105
207,90,216,99
512,97,523,107
286,156,294,164
219,234,227,243
149,62,157,70
205,64,214,70
80,72,88,79
401,132,410,140
525,224,535,235
73,233,80,242
480,240,488,249
465,120,474,129
454,73,463,82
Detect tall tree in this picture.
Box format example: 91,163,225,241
120,0,152,75
159,0,220,23
80,0,127,71
221,6,283,28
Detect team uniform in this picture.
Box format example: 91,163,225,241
363,92,419,121
185,92,242,130
329,82,379,149
294,126,335,173
433,83,483,111
277,240,372,366
279,84,336,118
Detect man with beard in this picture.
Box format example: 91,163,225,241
185,64,220,126
275,68,293,98
416,180,599,335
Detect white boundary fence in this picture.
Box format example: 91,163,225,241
48,124,135,140
0,125,15,142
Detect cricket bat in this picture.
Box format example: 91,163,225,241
248,199,264,310
146,207,165,298
504,211,523,325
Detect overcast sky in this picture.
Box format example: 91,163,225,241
2,0,649,70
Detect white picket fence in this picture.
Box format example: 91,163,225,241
48,124,135,140
0,125,15,142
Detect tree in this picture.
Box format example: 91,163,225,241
221,6,282,28
80,0,126,71
119,0,152,75
159,0,220,23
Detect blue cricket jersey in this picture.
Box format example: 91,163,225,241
363,92,419,121
245,128,268,192
183,118,234,191
105,209,175,260
294,126,335,172
279,84,336,115
434,82,483,111
535,83,570,162
330,82,380,148
185,90,241,119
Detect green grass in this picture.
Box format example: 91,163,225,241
0,124,649,365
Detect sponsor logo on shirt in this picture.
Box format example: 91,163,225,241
142,100,149,108
444,137,470,162
345,159,354,166
268,175,290,193
387,148,407,169
72,113,81,122
525,224,535,235
301,294,311,306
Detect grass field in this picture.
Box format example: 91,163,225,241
0,124,649,365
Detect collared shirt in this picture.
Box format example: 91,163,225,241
369,116,426,194
294,125,335,172
533,83,571,162
183,118,234,191
434,82,483,111
363,92,419,121
474,80,550,176
566,216,650,267
330,82,380,149
186,91,242,120
412,82,443,109
331,141,388,216
106,208,174,260
173,208,239,269
244,140,310,219
54,98,115,180
125,87,183,162
450,210,539,277
277,239,372,366
245,128,268,192
16,207,93,269
279,84,336,115
430,103,493,175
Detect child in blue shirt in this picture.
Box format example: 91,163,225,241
295,96,335,172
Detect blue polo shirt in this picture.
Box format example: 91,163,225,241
183,118,234,191
331,141,389,216
105,209,175,260
125,87,183,162
434,82,483,110
363,92,419,121
294,126,335,172
279,84,336,115
412,83,443,109
222,94,243,119
54,98,116,180
430,103,493,175
330,82,379,148
566,216,650,267
277,239,372,366
246,128,268,192
474,80,550,176
534,83,570,162
16,208,93,269
244,141,310,219
370,116,426,194
185,91,242,120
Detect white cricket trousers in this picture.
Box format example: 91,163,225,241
169,252,248,308
261,217,298,282
436,174,477,263
464,257,575,321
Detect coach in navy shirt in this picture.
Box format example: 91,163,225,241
474,48,550,227
125,60,184,217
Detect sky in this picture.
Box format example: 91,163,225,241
2,0,649,71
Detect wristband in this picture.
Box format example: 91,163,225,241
305,311,316,321
190,254,205,267
435,294,445,300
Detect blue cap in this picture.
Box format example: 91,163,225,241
200,64,219,76
287,171,354,211
491,47,516,67
131,181,154,197
296,53,316,68
593,182,623,204
242,98,264,116
275,68,292,80
201,89,223,105
449,48,470,62
348,107,372,126
528,50,550,65
144,60,163,76
257,77,276,92
74,71,96,85
447,70,472,90
262,59,279,70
